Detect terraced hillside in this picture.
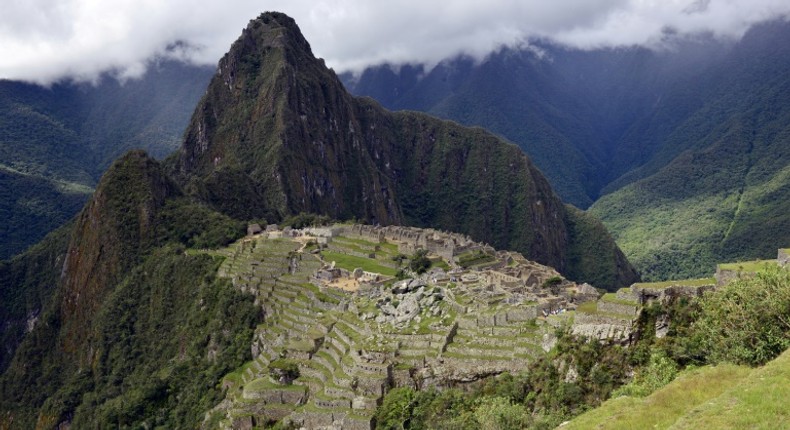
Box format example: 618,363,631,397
199,224,598,429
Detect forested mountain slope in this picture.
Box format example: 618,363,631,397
343,20,790,279
0,61,212,259
590,21,790,280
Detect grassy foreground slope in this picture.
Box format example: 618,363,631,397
562,347,790,430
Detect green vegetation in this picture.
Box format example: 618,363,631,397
589,39,790,281
348,20,790,284
692,265,790,366
7,12,790,430
408,249,431,274
563,206,640,291
0,247,259,428
376,263,788,430
717,259,777,272
565,347,790,430
671,348,790,429
269,359,301,382
0,153,259,428
321,250,398,276
156,198,246,249
281,212,333,229
170,12,637,290
0,169,91,259
0,223,72,370
563,364,751,430
632,277,716,289
541,276,562,288
376,331,636,429
600,293,637,306
611,351,678,397
457,250,496,268
0,63,211,259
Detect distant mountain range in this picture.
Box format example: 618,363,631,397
0,62,213,259
342,19,790,280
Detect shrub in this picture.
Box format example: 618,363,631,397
613,350,678,397
691,265,790,366
408,249,431,274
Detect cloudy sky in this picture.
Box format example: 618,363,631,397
1,0,789,84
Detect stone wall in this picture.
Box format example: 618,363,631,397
572,312,634,341
597,301,640,316
314,398,352,409
392,368,416,389
779,249,789,266
715,267,746,287
242,386,306,404
437,357,531,380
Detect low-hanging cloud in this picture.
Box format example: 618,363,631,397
1,0,789,85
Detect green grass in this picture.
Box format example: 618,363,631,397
600,293,639,306
429,257,450,270
320,250,398,276
670,349,790,429
717,259,778,272
575,300,634,320
576,301,598,314
456,250,496,268
564,348,790,429
632,277,716,289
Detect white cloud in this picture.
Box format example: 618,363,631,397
1,0,788,84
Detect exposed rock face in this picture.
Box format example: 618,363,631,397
172,12,638,289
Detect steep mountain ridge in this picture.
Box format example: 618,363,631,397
0,62,213,259
0,151,252,428
59,150,180,360
172,12,637,288
2,11,786,430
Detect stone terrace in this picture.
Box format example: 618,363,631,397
208,225,604,429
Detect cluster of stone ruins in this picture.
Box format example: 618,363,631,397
213,224,788,430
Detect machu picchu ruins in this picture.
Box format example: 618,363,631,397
197,223,789,429
201,224,598,429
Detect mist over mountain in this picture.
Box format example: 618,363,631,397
4,1,789,85
342,19,790,279
2,9,789,430
0,61,212,259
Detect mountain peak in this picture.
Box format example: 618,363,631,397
244,12,313,53
171,12,638,289
61,150,178,360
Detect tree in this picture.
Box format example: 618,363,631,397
408,249,431,274
375,387,415,430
